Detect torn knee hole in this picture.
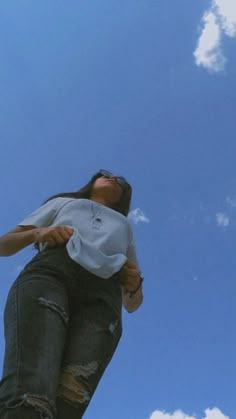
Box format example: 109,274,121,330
58,373,90,404
7,394,54,419
57,362,98,405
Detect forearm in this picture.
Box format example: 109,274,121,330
0,229,37,256
122,287,143,313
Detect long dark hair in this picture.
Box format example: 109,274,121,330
43,171,132,216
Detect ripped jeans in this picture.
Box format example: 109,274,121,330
0,247,122,419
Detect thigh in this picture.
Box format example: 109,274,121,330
56,302,122,419
0,256,69,419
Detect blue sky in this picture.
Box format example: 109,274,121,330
0,1,235,418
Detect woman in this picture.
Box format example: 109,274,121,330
0,169,143,419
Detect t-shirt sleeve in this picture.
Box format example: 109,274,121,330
127,235,140,270
18,198,61,228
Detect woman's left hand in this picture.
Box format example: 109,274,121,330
119,259,141,292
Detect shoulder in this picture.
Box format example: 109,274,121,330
48,197,81,207
39,197,81,214
54,197,91,212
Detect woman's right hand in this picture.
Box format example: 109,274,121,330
33,226,74,246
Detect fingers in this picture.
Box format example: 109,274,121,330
56,226,74,241
46,231,69,245
49,227,74,244
124,276,140,291
125,267,139,277
119,266,141,291
124,259,138,269
121,265,140,278
35,226,74,245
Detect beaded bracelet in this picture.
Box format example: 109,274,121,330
128,276,144,298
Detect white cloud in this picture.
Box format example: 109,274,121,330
194,0,236,72
215,0,236,37
216,212,230,227
149,408,229,419
128,208,150,224
203,407,229,419
149,411,196,419
194,11,224,72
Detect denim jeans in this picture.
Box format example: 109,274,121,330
0,247,122,419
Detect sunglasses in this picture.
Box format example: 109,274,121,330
99,169,128,187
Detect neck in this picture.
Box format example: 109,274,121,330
90,195,112,207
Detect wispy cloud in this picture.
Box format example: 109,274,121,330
216,212,230,227
167,198,236,230
149,410,195,419
128,208,150,224
226,195,236,208
215,194,236,228
194,0,236,72
149,407,229,419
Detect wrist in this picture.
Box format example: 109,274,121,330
31,228,40,242
128,276,144,298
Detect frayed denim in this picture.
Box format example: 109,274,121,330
0,247,122,419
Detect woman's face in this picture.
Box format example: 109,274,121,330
91,175,124,205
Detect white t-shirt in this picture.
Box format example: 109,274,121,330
19,197,139,279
